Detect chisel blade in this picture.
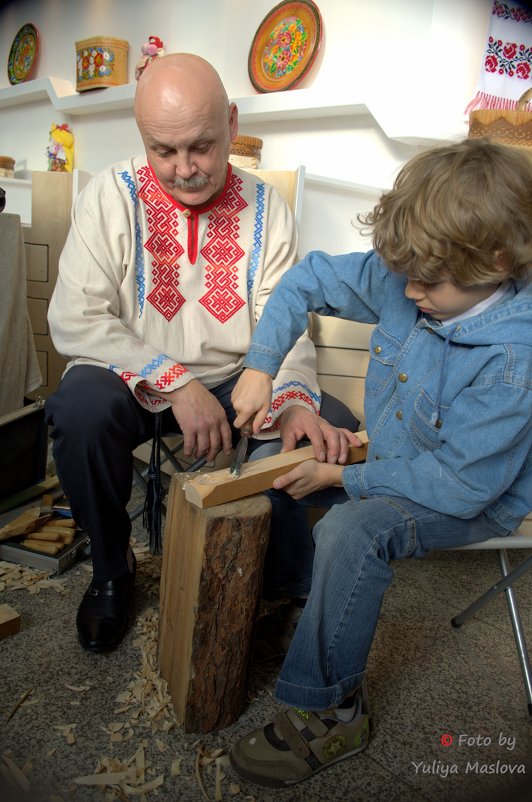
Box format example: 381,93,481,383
229,421,253,476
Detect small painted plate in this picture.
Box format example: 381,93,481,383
8,23,39,85
248,0,322,93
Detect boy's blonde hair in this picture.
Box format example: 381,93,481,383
361,139,532,286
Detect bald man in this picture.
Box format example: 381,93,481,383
45,54,358,653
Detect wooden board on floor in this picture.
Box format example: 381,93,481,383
184,431,369,509
158,474,272,733
0,603,21,640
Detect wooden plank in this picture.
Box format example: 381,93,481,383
184,432,368,509
158,476,271,733
0,603,21,640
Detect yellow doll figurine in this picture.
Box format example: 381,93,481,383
47,123,74,172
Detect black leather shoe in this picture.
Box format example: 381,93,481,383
76,553,136,653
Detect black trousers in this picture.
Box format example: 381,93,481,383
45,365,359,583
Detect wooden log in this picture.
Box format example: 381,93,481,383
158,474,271,733
184,431,369,509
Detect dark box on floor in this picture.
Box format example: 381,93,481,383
0,399,48,506
0,400,90,573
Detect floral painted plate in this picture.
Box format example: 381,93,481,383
248,0,322,93
7,23,39,85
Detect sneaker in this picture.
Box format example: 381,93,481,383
230,679,370,787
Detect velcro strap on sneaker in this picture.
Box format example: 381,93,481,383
293,709,330,738
273,712,311,758
273,710,330,759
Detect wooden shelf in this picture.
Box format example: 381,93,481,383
306,173,390,194
0,76,465,144
0,77,369,121
0,77,135,115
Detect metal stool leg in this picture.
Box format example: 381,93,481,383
498,550,532,717
451,549,532,718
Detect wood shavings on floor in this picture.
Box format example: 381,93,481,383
113,605,177,736
2,544,252,801
0,560,67,594
0,752,31,793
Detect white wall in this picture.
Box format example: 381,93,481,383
0,0,491,253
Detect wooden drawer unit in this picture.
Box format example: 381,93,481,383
23,172,73,399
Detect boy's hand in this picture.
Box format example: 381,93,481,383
232,368,273,432
280,406,362,464
272,460,344,499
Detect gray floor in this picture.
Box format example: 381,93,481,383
1,474,531,802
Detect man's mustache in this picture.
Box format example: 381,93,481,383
173,174,209,189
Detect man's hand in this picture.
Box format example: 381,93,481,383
167,379,233,461
272,460,344,499
280,406,362,464
231,368,273,432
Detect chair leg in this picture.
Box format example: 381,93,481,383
160,439,187,472
451,552,532,625
451,549,532,718
498,550,532,717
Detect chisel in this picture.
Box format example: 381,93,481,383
230,419,254,476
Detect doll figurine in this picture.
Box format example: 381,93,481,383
46,123,74,172
135,35,166,80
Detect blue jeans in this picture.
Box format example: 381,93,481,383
249,394,359,601
274,494,511,710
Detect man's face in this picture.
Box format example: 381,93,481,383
141,101,238,208
404,278,501,321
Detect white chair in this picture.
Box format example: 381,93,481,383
243,166,305,227
446,512,532,718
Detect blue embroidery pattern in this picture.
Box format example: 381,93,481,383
118,169,146,315
273,379,321,405
248,182,265,299
139,354,169,378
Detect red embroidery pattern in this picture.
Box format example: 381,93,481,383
138,165,185,321
485,37,531,79
118,371,138,383
147,265,186,321
199,175,247,323
154,363,189,389
271,390,319,413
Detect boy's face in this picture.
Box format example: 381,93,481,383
404,279,502,322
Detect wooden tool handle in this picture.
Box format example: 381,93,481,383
518,87,532,110
240,417,254,438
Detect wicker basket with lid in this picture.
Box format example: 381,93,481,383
229,135,263,168
0,156,15,178
75,36,129,91
468,88,532,153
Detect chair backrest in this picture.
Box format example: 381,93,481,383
243,167,305,226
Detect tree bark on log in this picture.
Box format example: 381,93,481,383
158,474,271,733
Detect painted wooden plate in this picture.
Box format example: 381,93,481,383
248,0,322,93
8,23,39,85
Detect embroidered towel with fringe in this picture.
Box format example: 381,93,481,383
465,0,532,113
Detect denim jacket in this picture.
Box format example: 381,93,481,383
244,250,532,532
